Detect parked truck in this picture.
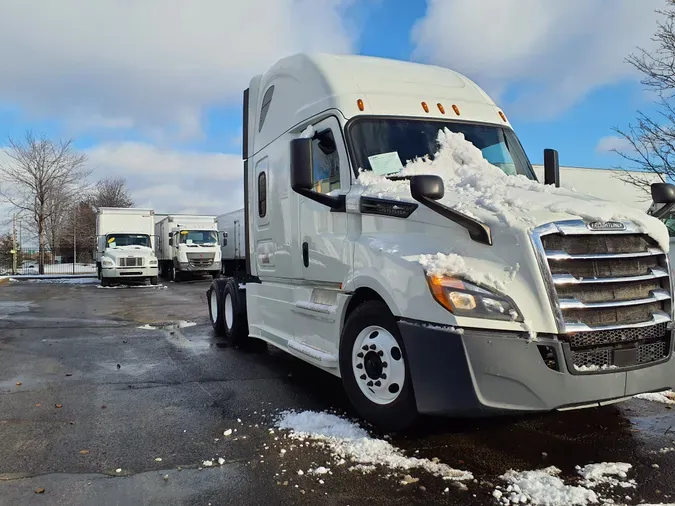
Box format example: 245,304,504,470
217,208,246,276
95,207,159,287
206,52,675,431
155,214,221,282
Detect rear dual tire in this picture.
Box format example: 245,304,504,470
208,278,262,349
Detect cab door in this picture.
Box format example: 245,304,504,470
297,116,351,287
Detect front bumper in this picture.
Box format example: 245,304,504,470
175,260,218,273
399,320,675,416
102,265,158,279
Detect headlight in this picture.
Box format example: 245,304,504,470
149,259,158,265
425,274,522,322
102,259,114,267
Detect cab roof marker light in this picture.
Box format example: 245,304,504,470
437,103,446,114
357,99,364,111
452,104,461,116
499,111,507,122
421,101,429,113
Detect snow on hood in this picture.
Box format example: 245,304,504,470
353,129,669,252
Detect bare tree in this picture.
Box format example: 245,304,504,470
611,1,675,194
93,176,134,208
0,131,93,274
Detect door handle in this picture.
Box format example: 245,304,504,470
302,242,309,268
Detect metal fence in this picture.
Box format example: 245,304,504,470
0,248,96,276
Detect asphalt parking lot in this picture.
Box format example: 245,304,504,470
2,278,675,506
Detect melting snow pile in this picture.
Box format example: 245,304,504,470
275,410,472,482
494,462,635,505
634,389,675,405
354,129,669,280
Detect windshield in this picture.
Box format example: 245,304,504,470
659,213,675,237
177,230,218,245
347,118,536,179
106,234,151,248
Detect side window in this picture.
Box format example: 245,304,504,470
311,129,340,194
258,171,267,217
259,86,274,132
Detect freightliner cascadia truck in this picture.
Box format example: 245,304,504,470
207,53,675,431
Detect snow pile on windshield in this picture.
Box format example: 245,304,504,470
275,410,472,482
354,128,669,252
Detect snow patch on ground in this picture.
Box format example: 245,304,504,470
275,410,472,482
18,277,99,284
353,129,669,284
576,462,635,489
97,284,167,290
634,390,675,405
495,462,636,505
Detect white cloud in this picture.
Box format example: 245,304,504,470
411,0,663,120
596,136,634,154
0,0,359,140
83,142,244,215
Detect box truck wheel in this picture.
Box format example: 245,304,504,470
339,300,418,431
208,279,227,336
150,276,158,285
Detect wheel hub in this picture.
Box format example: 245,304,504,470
363,351,383,379
351,325,405,406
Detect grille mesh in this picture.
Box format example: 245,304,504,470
119,257,142,267
569,322,668,349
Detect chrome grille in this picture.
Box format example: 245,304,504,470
532,220,673,372
119,257,143,267
186,252,214,268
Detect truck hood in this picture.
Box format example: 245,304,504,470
104,245,155,258
354,130,669,254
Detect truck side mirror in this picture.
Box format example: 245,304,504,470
410,175,444,201
651,182,675,204
543,148,560,187
289,136,345,211
290,138,313,191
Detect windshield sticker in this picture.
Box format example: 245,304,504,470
368,151,404,176
107,237,115,243
180,230,188,235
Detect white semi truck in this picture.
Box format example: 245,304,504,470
217,208,246,276
155,214,221,282
206,53,675,431
95,207,159,286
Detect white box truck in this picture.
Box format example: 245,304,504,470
206,53,675,431
155,214,221,282
95,207,159,286
217,208,246,276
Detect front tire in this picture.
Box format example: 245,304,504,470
339,300,418,431
150,276,158,285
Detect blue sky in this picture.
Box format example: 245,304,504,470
0,0,666,218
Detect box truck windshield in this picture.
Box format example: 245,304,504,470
347,118,535,179
177,230,218,246
106,234,151,248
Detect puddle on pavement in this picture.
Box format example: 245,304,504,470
0,301,35,318
137,321,197,331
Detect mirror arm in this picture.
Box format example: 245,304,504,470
651,201,675,220
411,193,493,246
295,188,346,211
